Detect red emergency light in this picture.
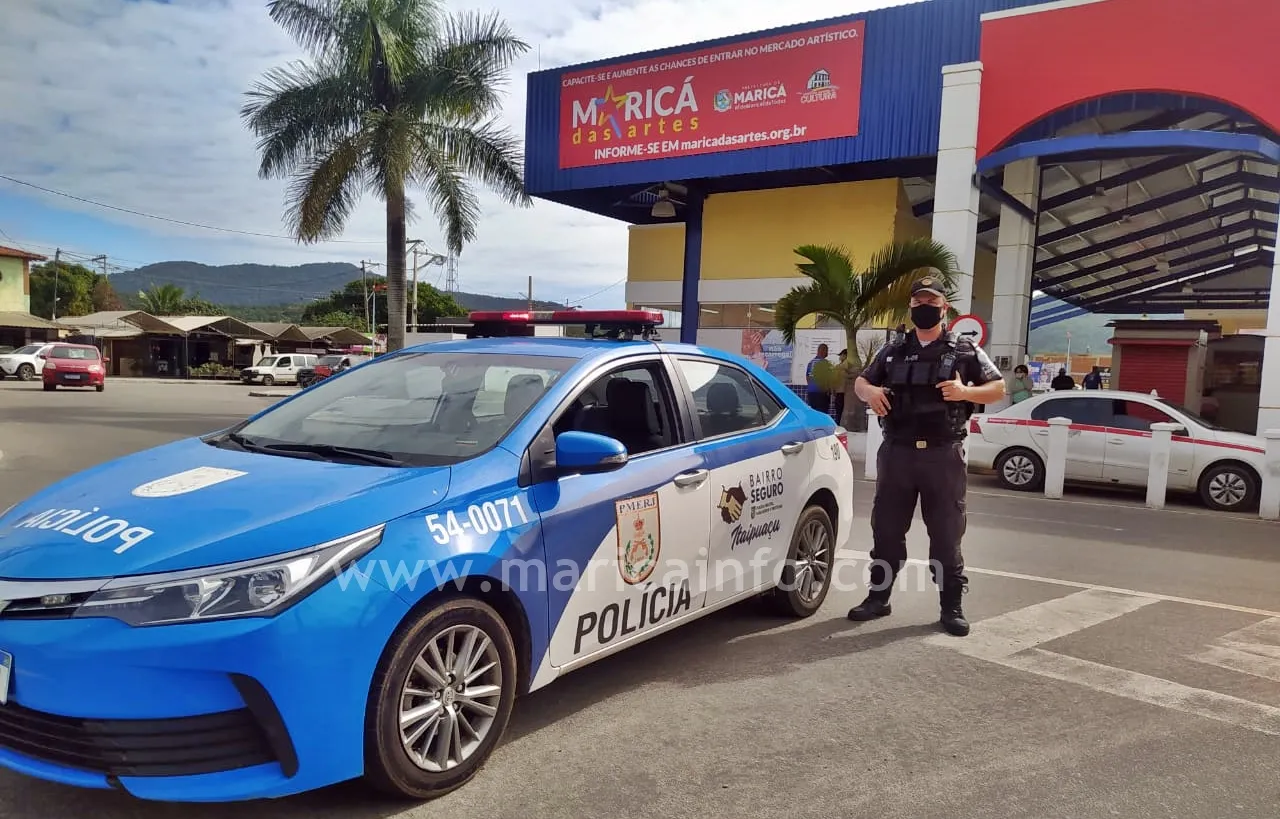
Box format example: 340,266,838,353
465,309,664,339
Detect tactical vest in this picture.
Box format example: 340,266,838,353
880,332,974,442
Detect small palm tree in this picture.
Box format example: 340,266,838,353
774,238,962,429
137,283,187,315
241,0,532,352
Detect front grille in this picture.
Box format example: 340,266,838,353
0,702,278,777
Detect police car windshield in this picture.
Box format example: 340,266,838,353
222,351,571,466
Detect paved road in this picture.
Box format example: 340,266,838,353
0,380,1277,818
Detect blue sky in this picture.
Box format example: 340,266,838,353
0,0,894,307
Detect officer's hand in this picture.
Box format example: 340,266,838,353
936,374,970,402
865,385,891,416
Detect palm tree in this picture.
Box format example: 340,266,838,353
137,283,188,315
241,0,532,352
774,238,962,429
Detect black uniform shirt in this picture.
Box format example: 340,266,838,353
859,331,1004,440
860,332,1003,388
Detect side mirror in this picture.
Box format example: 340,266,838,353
36,354,46,360
555,431,628,474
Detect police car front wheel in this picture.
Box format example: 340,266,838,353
365,596,518,800
770,504,835,617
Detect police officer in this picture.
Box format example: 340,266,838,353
847,276,1005,636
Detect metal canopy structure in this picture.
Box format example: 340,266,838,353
966,101,1280,330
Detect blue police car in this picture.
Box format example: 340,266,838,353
0,310,855,802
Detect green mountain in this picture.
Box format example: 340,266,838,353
1027,309,1182,357
105,261,565,312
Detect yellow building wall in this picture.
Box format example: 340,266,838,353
0,257,31,313
626,177,996,329
627,179,901,283
1183,309,1267,335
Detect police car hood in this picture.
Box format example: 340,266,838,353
0,436,450,580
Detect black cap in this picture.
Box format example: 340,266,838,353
910,275,945,298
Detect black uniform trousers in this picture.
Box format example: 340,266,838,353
867,436,969,605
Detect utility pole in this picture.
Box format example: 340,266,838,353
51,248,61,320
90,254,107,278
360,260,370,331
408,240,421,330
528,275,533,311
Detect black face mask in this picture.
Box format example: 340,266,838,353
910,304,943,330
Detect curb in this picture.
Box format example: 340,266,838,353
248,391,293,399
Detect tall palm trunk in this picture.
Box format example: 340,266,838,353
385,188,408,352
842,326,864,431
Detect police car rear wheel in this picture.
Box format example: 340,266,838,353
365,597,517,800
995,448,1044,492
770,505,834,617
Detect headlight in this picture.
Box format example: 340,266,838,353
72,525,384,627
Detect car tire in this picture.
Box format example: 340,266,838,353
1198,462,1259,512
95,384,104,393
262,374,275,387
364,596,518,801
17,364,34,381
768,504,834,618
995,448,1045,492
42,383,54,392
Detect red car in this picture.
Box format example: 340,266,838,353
40,343,107,392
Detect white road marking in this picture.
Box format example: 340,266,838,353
1191,617,1280,682
924,589,1280,737
923,588,1157,659
1191,647,1280,683
968,510,1125,532
835,550,1280,619
998,649,1280,736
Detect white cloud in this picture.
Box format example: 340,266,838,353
0,0,900,304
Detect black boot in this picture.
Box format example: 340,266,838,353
848,595,892,621
939,588,969,636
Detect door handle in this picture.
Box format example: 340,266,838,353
1108,438,1124,445
673,469,709,488
780,441,805,455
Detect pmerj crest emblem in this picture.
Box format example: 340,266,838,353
713,89,732,112
615,493,661,585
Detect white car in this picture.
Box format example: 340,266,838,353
967,389,1265,512
0,343,51,381
240,353,318,386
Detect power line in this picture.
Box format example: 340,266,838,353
0,174,383,244
567,277,625,306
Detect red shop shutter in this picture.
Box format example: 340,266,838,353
1116,345,1188,401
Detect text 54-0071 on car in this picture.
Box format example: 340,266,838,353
0,310,855,803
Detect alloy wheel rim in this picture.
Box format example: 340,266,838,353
1208,472,1246,507
1003,455,1035,485
398,624,503,773
793,517,831,604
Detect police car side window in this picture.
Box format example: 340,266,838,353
675,359,770,439
550,362,677,456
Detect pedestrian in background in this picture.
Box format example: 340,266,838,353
848,276,1006,636
1008,364,1034,404
805,343,832,413
832,348,850,423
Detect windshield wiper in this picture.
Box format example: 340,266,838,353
257,442,405,467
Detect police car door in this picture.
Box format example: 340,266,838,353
671,356,811,608
530,355,712,669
